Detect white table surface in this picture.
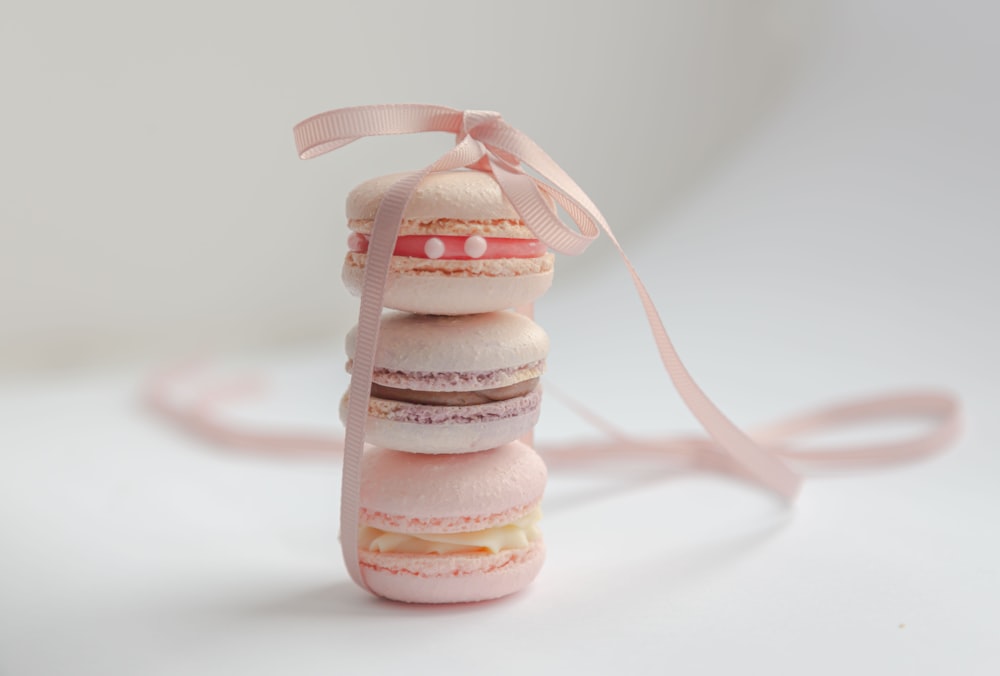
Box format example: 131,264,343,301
3,12,998,673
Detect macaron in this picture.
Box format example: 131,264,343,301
342,170,555,315
341,310,548,454
358,441,547,604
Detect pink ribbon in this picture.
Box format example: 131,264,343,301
291,104,961,594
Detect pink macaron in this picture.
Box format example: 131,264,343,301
341,310,548,454
342,170,555,315
358,441,547,604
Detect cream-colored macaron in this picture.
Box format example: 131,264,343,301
342,170,554,315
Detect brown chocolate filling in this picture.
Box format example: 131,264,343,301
370,378,540,406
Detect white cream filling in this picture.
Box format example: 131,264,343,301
359,508,542,555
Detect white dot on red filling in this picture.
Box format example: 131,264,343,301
424,237,445,259
464,235,488,258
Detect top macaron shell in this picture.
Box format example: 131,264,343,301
347,171,522,223
360,441,547,533
342,170,555,315
345,311,549,382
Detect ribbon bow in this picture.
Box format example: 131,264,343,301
296,105,601,255
293,103,959,593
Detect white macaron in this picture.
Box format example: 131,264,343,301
341,311,548,453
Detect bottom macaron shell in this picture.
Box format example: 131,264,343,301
360,540,545,604
343,394,541,454
343,265,554,315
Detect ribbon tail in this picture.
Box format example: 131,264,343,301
606,234,804,500
485,128,801,497
338,138,488,592
294,104,465,160
488,160,597,255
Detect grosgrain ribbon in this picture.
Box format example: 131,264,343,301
292,103,960,593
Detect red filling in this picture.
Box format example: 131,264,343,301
347,233,546,259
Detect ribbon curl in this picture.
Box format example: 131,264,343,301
292,103,960,593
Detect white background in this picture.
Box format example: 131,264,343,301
2,1,998,675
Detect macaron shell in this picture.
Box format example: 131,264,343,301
360,442,547,533
346,311,549,376
344,393,541,454
347,171,522,222
360,540,545,604
342,256,554,315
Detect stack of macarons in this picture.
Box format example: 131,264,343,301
340,170,552,603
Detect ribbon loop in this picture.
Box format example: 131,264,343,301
294,105,600,255
294,104,462,158
460,109,504,138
